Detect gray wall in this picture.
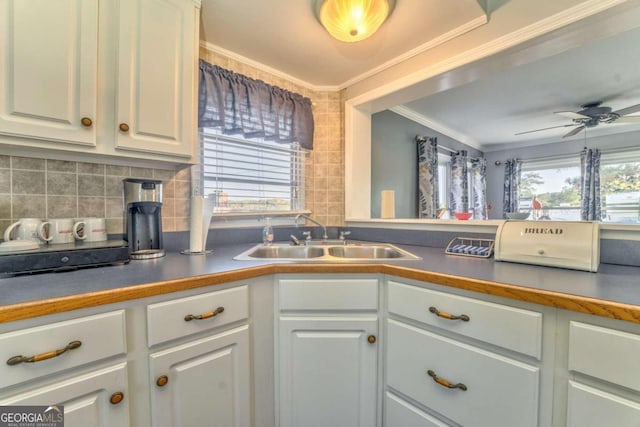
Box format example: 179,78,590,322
371,110,483,218
485,130,640,218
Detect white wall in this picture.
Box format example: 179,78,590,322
371,111,483,218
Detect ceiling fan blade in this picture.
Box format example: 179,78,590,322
615,115,640,123
555,111,590,119
563,125,585,138
515,124,577,136
613,103,640,117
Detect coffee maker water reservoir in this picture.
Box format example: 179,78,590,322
123,178,165,259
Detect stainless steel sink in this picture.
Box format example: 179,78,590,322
234,243,421,261
241,245,325,259
327,245,407,259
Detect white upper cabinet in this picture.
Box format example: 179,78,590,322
0,0,99,146
115,0,198,158
0,0,200,164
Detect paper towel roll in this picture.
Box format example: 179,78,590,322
189,196,204,252
201,195,216,251
381,190,395,219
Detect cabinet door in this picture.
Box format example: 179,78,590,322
0,363,129,427
0,0,98,146
116,0,197,158
278,316,378,427
149,325,250,427
567,381,640,427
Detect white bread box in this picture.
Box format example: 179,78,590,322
495,220,600,272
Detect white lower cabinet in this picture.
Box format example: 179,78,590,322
0,363,130,427
278,316,378,427
148,325,250,427
277,276,379,427
384,279,545,427
563,315,640,427
567,381,640,427
145,283,252,427
385,391,449,427
387,320,539,427
0,310,129,427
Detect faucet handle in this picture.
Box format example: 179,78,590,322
339,231,351,240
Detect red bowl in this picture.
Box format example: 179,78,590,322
454,212,473,220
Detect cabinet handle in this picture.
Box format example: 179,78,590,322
184,306,224,322
427,370,467,391
119,123,130,132
110,392,124,405
429,306,470,322
81,117,93,127
367,335,377,344
156,375,169,387
6,340,82,366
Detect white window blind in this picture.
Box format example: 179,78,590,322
200,130,306,213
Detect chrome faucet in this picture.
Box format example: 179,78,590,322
295,214,328,241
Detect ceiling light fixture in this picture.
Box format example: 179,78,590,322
316,0,395,43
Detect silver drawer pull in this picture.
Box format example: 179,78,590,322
184,306,224,322
429,306,470,322
6,340,82,366
427,369,467,391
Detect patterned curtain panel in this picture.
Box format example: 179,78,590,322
198,60,314,149
470,157,488,219
449,150,469,214
416,136,439,218
580,148,602,221
503,158,522,216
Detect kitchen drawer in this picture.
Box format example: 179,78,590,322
0,310,126,389
279,278,378,311
147,285,248,347
386,320,539,427
569,321,640,391
385,392,450,427
387,281,542,358
567,381,640,427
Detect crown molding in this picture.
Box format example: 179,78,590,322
199,41,341,93
338,14,488,90
389,105,484,151
346,0,628,106
199,12,487,92
201,0,625,97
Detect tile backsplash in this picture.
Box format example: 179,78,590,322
0,155,191,238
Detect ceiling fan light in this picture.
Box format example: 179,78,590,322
318,0,392,43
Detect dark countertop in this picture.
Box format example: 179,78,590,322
1,242,640,322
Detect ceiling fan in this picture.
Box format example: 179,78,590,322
516,101,640,138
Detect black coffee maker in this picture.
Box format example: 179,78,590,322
123,178,165,259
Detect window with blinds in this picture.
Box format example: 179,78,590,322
200,130,306,213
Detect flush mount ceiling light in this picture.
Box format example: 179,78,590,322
316,0,395,43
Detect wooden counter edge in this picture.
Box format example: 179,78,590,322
1,263,639,324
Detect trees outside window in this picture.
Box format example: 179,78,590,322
518,156,640,223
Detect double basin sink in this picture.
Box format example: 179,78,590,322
234,242,421,261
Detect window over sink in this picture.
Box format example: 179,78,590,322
200,129,307,214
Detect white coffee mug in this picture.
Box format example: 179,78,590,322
73,218,107,242
46,218,75,244
3,218,50,243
